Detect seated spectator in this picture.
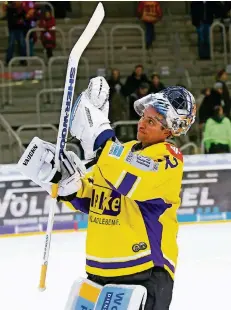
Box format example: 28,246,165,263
203,105,231,153
39,6,56,60
128,82,150,120
107,69,124,102
199,82,224,126
149,73,165,93
123,64,149,96
137,1,162,49
109,91,128,124
4,1,26,65
216,69,231,117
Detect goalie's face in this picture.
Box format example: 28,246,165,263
137,106,171,147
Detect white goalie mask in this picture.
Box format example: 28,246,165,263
85,76,110,110
134,86,196,136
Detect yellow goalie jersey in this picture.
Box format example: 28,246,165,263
64,140,184,280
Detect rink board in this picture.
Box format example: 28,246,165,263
0,154,231,236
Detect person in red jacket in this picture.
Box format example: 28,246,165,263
39,6,56,59
137,1,162,49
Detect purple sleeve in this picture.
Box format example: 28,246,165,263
70,197,91,214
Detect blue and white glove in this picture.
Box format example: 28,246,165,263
69,77,115,160
18,137,86,200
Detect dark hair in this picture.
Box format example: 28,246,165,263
111,68,120,74
151,72,160,79
201,87,210,95
135,64,143,70
139,82,149,89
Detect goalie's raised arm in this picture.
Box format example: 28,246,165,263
69,76,116,161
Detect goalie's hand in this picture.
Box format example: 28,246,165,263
18,137,86,200
85,76,110,118
70,92,115,161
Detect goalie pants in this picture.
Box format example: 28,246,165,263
87,267,173,310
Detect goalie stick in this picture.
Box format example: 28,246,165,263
38,2,105,291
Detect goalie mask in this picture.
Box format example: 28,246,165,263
85,76,110,110
134,86,196,136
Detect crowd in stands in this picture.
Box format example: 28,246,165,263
106,64,231,155
2,1,231,155
197,68,231,154
98,0,231,155
106,65,165,123
3,1,57,65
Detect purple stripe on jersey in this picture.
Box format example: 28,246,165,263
86,254,152,269
117,172,137,196
163,258,175,273
70,197,91,214
136,199,175,273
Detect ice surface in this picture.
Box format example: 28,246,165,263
1,223,231,310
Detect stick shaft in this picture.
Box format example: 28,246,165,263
38,3,105,291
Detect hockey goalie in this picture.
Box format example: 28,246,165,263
18,76,196,310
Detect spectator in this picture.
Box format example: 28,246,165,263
199,82,224,125
203,105,231,153
190,2,218,60
137,1,162,49
128,82,150,120
107,69,124,102
4,1,26,65
149,72,165,93
22,1,37,56
109,92,128,124
216,69,231,117
123,64,149,97
39,6,56,60
197,87,211,109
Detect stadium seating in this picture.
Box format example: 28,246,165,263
0,13,229,163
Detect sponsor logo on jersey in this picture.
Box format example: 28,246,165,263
108,143,124,159
125,152,159,172
90,187,121,217
89,216,119,226
23,144,38,166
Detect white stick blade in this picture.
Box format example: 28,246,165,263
71,2,105,57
